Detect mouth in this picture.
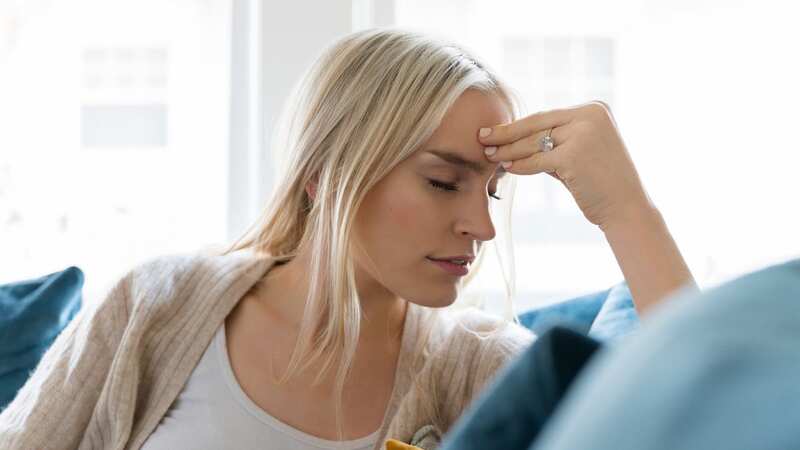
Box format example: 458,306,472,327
426,256,470,276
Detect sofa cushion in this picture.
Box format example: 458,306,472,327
518,281,638,342
588,281,638,342
0,267,84,411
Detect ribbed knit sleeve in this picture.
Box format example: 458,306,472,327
0,272,132,450
0,250,274,450
383,308,535,446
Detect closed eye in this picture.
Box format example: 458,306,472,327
428,179,502,200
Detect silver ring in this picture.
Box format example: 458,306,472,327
539,128,555,152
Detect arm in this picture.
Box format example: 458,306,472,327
477,101,695,315
600,201,699,317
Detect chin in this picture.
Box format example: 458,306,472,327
406,288,458,308
408,299,455,309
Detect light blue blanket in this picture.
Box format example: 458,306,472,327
533,257,800,450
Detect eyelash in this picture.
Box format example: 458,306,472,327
428,179,503,200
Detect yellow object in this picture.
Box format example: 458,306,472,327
385,438,424,450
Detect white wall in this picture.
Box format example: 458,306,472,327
228,0,397,241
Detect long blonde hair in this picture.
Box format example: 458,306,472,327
221,26,523,440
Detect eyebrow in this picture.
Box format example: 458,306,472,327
425,149,507,178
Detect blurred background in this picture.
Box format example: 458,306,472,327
1,0,798,314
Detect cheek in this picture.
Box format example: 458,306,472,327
356,173,449,258
385,183,444,232
366,183,436,244
386,190,427,231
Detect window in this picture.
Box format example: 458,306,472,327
395,0,800,314
0,0,231,304
81,46,169,148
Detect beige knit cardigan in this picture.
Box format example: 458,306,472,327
0,249,535,450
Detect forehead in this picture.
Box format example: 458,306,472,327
429,89,512,143
418,90,511,176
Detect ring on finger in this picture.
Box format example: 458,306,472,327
538,128,555,152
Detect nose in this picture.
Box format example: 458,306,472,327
454,194,496,242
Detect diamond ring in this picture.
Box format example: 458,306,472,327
539,128,555,152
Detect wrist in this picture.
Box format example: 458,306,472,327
598,198,697,315
599,196,661,235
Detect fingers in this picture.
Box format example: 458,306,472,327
482,124,574,176
478,101,613,177
499,146,562,175
478,107,573,146
484,126,568,163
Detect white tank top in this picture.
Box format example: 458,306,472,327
141,322,382,450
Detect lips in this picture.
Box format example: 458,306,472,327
427,255,475,265
426,256,471,276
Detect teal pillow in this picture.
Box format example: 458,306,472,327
518,281,638,342
0,267,84,411
518,288,610,335
588,281,638,342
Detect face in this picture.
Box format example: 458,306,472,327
351,89,511,308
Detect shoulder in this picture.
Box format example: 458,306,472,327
436,307,536,355
125,247,241,288
94,247,273,327
418,306,535,352
386,306,535,442
439,307,536,390
425,307,535,422
122,247,270,304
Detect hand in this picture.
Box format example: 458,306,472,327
479,101,653,229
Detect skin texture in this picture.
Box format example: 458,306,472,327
224,95,696,440
257,88,509,343
222,89,509,440
350,89,509,320
478,100,696,315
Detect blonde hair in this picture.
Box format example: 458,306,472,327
221,26,523,440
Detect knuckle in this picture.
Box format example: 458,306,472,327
508,140,526,158
574,120,597,135
492,143,507,159
526,132,541,148
497,143,515,160
592,99,611,111
583,101,612,120
493,123,511,137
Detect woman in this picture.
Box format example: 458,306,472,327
0,28,695,450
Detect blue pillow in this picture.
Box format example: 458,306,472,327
0,267,84,411
518,288,609,335
440,282,638,450
587,281,638,342
529,258,800,450
518,281,638,342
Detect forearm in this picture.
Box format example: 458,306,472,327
600,203,699,316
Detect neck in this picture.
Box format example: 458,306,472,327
257,248,407,345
